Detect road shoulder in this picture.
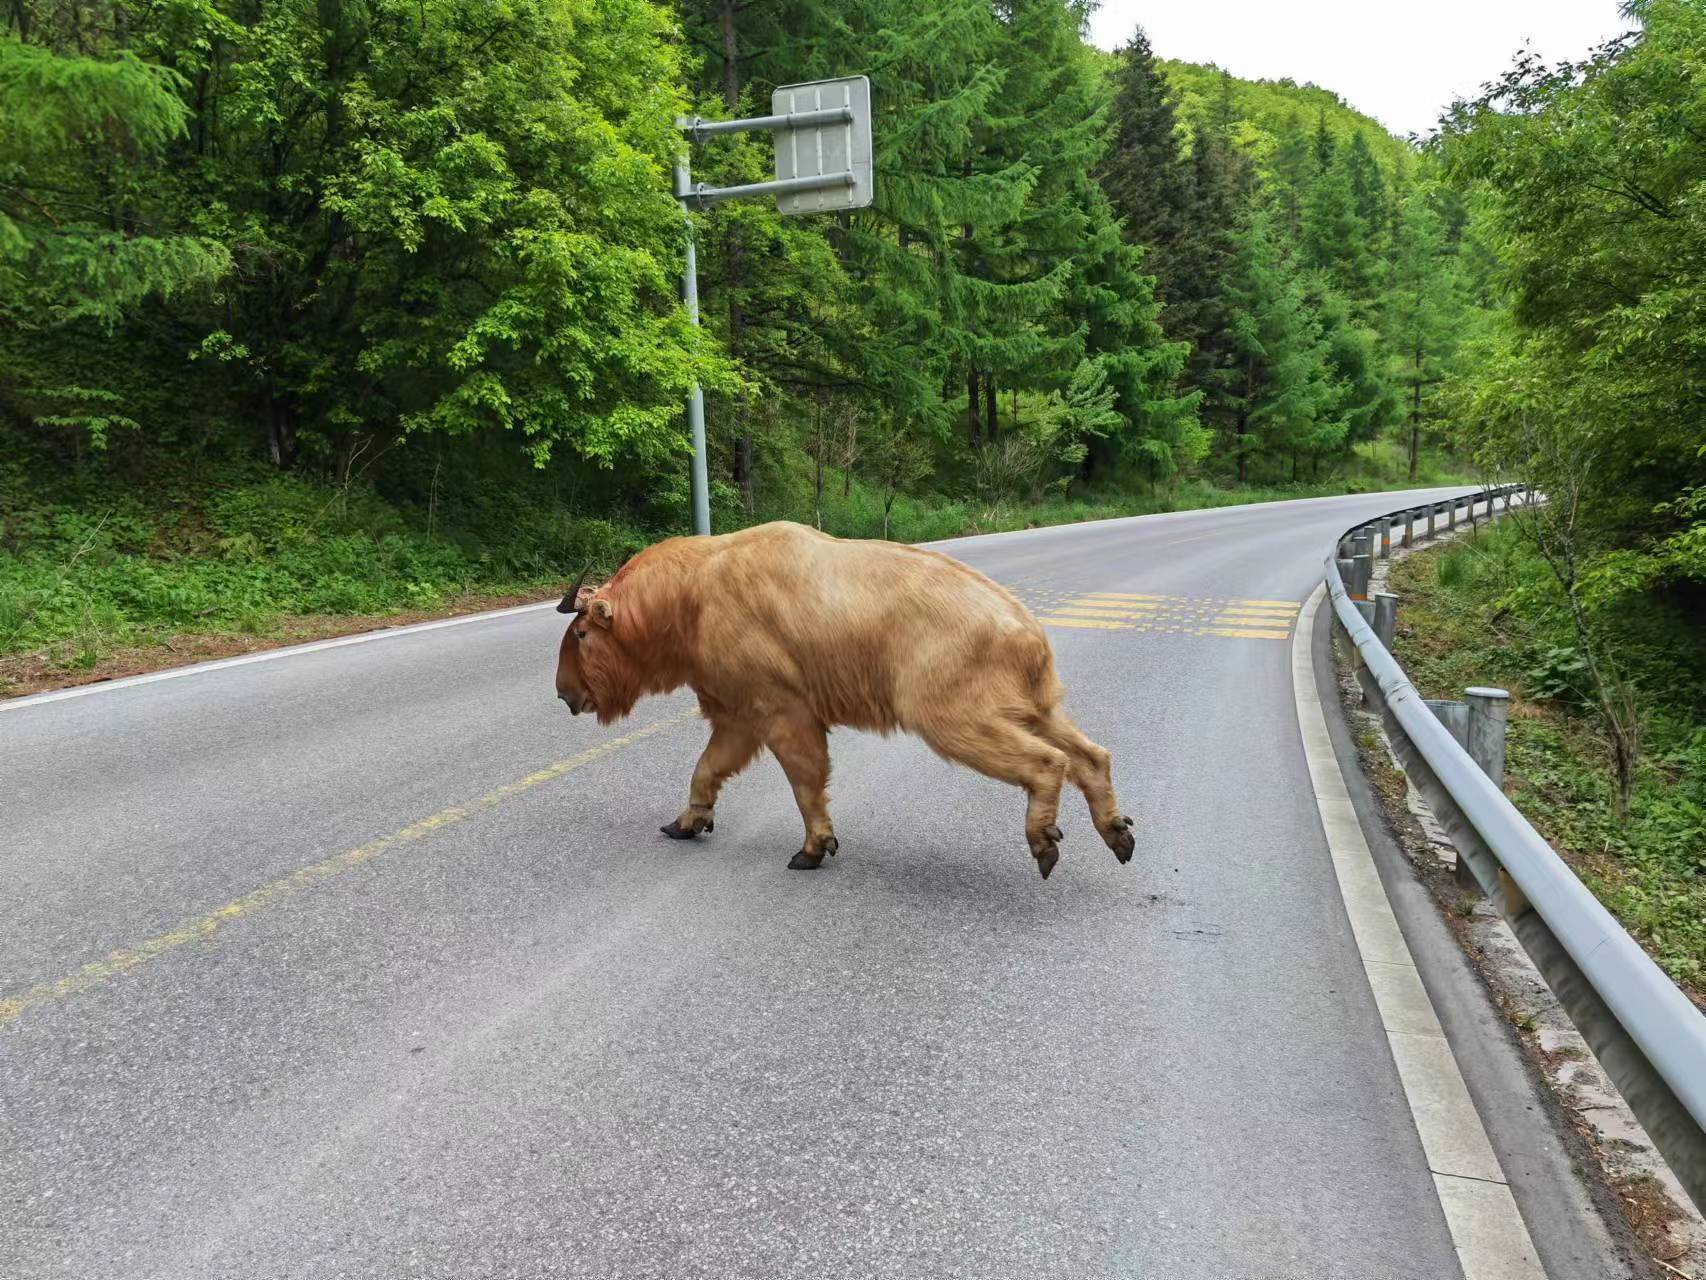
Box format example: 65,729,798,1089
1298,587,1647,1280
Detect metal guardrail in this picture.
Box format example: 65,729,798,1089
1323,485,1706,1215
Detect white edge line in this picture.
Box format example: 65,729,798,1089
5,488,1475,714
0,601,560,713
1292,582,1548,1280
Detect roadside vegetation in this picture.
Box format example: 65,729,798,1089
1384,0,1706,993
1391,524,1705,997
0,433,1463,694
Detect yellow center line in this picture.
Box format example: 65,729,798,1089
0,710,696,1030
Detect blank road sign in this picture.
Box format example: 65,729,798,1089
771,76,873,215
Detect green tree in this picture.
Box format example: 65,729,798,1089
1223,210,1338,481
1386,194,1465,479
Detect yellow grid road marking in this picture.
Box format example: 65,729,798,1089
1205,627,1291,640
0,711,696,1030
1057,606,1163,620
1042,616,1131,630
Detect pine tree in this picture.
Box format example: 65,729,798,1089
1099,26,1192,295
0,39,228,329
1385,193,1466,479
1223,210,1338,482
1301,155,1379,314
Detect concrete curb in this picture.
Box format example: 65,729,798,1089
1294,581,1547,1280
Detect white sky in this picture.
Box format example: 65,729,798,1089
1086,1,1635,137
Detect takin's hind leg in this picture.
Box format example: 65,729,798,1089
1036,709,1136,864
921,715,1071,879
663,718,763,840
764,711,839,870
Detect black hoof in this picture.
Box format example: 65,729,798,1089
1106,816,1136,864
1035,848,1059,880
660,815,713,840
788,849,827,870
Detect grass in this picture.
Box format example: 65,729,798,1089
1390,521,1706,997
0,434,1469,695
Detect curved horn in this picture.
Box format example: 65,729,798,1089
557,563,592,615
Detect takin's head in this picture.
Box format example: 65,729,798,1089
554,555,660,726
553,564,619,720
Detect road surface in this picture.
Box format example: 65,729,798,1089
0,490,1588,1278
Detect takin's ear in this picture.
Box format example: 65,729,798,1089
589,597,616,628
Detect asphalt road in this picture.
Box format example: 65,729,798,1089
4,488,1512,1279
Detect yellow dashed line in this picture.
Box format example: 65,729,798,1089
0,711,696,1030
1205,627,1292,640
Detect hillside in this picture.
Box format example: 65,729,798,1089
1159,58,1414,170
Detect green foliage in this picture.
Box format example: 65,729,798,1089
1393,522,1706,990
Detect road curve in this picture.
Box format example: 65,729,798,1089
6,489,1486,1279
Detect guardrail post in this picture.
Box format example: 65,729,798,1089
1466,686,1510,788
1373,592,1398,649
1350,534,1373,601
1424,504,1435,539
1448,499,1458,532
1402,509,1414,548
1423,697,1476,891
1427,698,1469,746
1377,517,1391,559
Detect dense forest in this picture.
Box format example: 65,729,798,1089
1,0,1485,669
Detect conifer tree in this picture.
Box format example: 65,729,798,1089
1223,211,1338,481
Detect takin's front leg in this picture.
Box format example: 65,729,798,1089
662,718,763,840
764,712,838,870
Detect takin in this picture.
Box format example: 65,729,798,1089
553,521,1134,879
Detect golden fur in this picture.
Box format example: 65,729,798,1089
555,521,1134,876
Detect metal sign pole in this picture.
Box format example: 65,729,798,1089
672,77,871,538
674,144,712,537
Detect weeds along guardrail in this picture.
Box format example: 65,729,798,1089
1323,485,1706,1216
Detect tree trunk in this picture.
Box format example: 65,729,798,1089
737,432,754,513
265,384,298,470
967,372,981,446
1408,348,1422,480
720,0,739,112
814,451,824,530
985,374,997,442
1236,409,1248,484
719,0,755,512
